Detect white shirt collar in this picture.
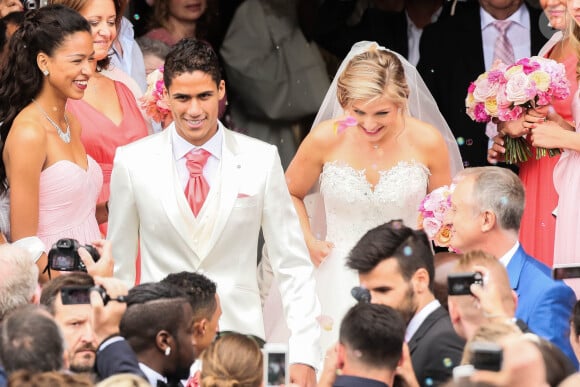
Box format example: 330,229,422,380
171,121,223,161
499,241,520,268
405,299,441,342
139,362,167,386
480,3,528,30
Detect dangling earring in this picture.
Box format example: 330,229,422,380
164,347,171,356
42,69,49,76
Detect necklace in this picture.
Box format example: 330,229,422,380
31,99,71,143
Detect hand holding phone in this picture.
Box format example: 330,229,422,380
263,344,289,387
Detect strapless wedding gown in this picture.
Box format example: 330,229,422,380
263,159,430,353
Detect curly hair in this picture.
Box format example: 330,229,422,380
200,333,263,387
0,5,91,193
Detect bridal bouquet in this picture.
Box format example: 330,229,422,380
139,67,172,126
465,56,570,164
417,185,457,252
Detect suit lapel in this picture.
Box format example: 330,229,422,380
205,128,243,252
408,306,445,354
158,126,198,255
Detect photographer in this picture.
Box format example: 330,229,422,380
40,271,128,377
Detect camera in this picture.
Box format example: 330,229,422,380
21,0,48,9
60,285,110,306
47,238,100,272
263,344,289,387
447,272,484,296
553,264,580,280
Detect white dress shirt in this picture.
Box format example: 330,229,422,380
405,299,441,342
480,4,530,71
171,122,223,190
499,241,520,268
406,7,442,66
139,362,167,386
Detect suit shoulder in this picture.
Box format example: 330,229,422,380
117,131,165,155
521,254,574,295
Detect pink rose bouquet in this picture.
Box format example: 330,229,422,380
465,56,570,164
417,185,457,252
139,67,172,127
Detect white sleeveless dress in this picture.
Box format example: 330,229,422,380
263,159,430,354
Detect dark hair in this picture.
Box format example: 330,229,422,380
39,272,95,315
125,281,187,307
163,38,221,89
136,36,170,60
2,10,25,29
161,271,217,321
339,303,406,370
346,220,435,292
120,297,190,354
0,5,91,193
533,337,576,387
0,305,65,374
7,370,93,387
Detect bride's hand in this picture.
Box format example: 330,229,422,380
306,237,334,267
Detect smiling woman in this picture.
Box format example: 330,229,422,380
0,5,102,282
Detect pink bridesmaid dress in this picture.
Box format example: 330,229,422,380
553,89,580,297
37,157,102,252
67,81,148,234
518,49,577,267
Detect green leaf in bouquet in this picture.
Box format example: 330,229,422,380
504,136,532,164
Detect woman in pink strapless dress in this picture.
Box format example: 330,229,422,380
0,6,103,282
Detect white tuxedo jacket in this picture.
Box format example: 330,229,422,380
107,124,321,366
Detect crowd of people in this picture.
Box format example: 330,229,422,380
1,0,580,387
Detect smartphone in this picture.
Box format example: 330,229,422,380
60,286,91,305
552,264,580,280
447,272,484,296
470,341,503,372
263,343,289,387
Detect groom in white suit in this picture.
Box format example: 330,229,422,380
107,39,321,385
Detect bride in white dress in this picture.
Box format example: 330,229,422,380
262,41,463,355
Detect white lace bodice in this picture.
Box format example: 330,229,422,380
320,160,430,249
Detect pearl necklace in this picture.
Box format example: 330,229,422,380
31,99,71,143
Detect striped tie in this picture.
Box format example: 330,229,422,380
493,20,515,66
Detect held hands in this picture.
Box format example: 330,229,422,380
317,345,339,387
306,236,334,267
290,363,316,387
469,265,511,320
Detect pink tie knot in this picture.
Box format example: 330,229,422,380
493,19,512,35
186,148,211,177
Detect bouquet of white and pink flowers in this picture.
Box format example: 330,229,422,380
417,185,457,252
465,56,570,164
139,67,172,127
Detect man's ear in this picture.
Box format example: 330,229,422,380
156,330,173,354
336,343,346,370
412,268,430,294
191,318,206,340
217,79,226,100
481,209,496,233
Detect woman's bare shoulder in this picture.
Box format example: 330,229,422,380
406,116,446,150
305,117,348,148
8,109,47,147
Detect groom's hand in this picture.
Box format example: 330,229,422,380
290,363,316,387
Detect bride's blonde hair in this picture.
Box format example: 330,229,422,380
337,46,410,110
200,333,263,387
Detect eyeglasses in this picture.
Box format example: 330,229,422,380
215,330,266,348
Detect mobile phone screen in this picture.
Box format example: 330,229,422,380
553,264,580,280
60,286,91,305
267,352,286,386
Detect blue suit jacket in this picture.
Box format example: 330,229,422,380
507,246,578,367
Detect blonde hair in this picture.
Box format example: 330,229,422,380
200,333,263,387
96,373,150,387
337,47,409,110
461,321,522,365
568,14,580,79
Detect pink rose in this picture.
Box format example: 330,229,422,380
505,72,533,105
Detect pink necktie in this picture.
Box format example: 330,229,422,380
184,149,211,216
493,20,515,66
487,20,516,140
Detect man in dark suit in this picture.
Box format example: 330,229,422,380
313,0,447,64
347,220,465,387
417,0,547,168
449,166,578,367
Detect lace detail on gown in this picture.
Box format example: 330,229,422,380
320,160,430,249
